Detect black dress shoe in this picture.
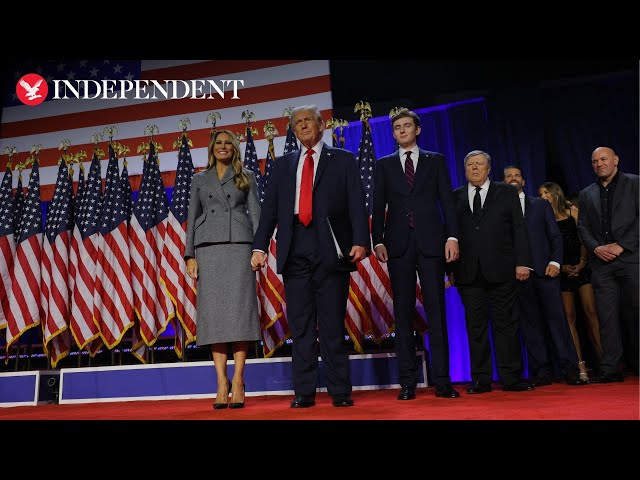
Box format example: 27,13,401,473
590,372,624,384
435,384,460,398
229,383,245,409
290,395,315,408
466,382,492,394
397,386,416,400
502,381,534,392
332,395,354,407
531,375,552,386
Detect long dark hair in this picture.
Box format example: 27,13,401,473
540,181,571,217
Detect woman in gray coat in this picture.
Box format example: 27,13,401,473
185,129,261,410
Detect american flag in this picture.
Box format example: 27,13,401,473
41,158,73,367
259,136,276,203
119,158,146,362
1,59,333,356
256,132,290,357
68,152,102,352
129,141,174,346
13,172,25,238
93,144,134,348
243,124,261,180
161,134,197,358
0,166,14,330
5,159,42,351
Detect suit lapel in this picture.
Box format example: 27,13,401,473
460,185,473,217
611,173,628,213
313,143,330,191
588,183,601,222
392,151,410,194
205,168,229,205
412,150,430,192
479,182,496,220
288,150,302,212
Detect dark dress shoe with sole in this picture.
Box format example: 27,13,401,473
502,381,534,392
589,372,624,383
290,395,316,408
531,375,552,387
466,382,492,394
332,395,354,407
397,386,416,400
435,384,460,398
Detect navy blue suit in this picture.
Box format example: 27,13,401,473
253,143,369,398
518,196,579,379
372,149,458,388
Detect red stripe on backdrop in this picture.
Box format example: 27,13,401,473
140,60,303,82
0,76,331,139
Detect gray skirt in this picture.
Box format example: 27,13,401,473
195,242,261,346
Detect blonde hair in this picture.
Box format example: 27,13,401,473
207,129,250,193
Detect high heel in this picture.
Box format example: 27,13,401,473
578,361,589,383
213,380,231,410
229,383,245,409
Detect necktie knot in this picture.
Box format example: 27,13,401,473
307,148,315,157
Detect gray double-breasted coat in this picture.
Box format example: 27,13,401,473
185,166,261,345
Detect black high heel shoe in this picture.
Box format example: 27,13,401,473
213,380,231,410
229,383,245,409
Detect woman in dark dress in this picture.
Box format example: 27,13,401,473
539,182,603,381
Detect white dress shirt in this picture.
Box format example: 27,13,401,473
467,178,490,213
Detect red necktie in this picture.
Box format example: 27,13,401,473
298,148,315,226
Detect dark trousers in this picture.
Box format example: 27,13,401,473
457,273,522,386
282,221,351,397
517,274,579,378
592,259,639,374
387,230,451,388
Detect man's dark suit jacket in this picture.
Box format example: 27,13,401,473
253,143,370,273
371,149,458,257
578,172,639,267
524,196,563,276
452,181,531,284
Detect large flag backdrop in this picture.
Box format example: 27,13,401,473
0,60,337,360
0,59,438,366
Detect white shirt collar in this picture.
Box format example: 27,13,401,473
399,145,419,158
468,178,490,193
301,140,324,158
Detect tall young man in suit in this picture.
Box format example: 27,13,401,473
372,109,460,399
578,146,639,382
503,166,585,385
251,105,370,407
450,151,533,393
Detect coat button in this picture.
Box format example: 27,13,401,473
211,209,215,213
209,194,212,198
227,194,231,198
475,226,479,230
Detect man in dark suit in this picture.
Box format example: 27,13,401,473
577,146,639,382
251,105,370,407
450,151,534,393
372,108,460,400
503,166,585,386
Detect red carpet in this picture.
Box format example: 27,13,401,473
2,377,638,420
